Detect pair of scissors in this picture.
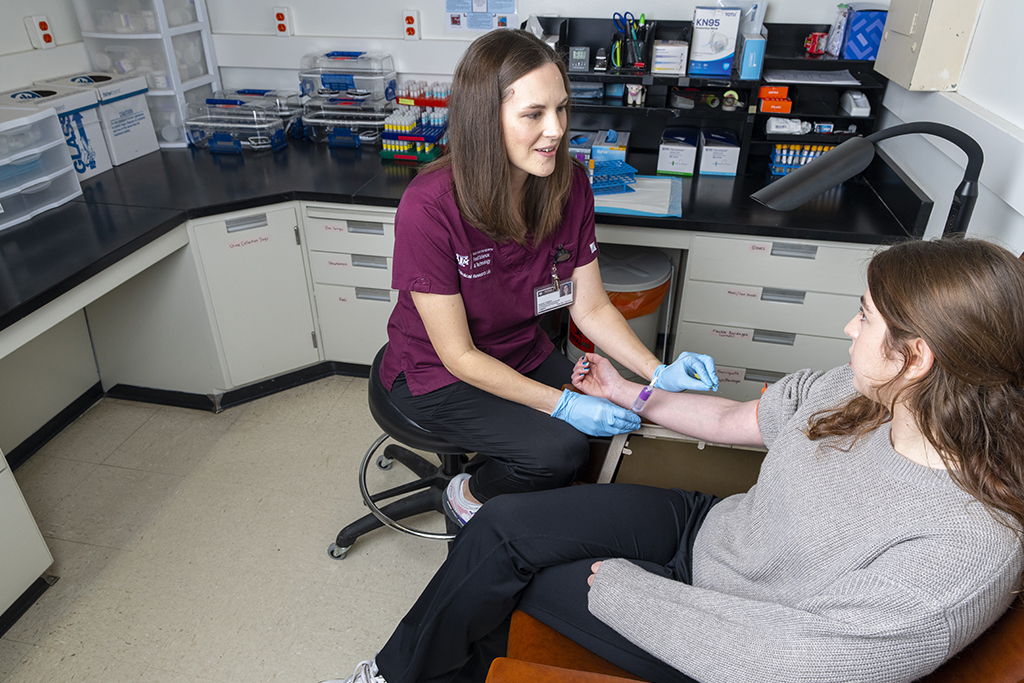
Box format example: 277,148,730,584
613,11,636,36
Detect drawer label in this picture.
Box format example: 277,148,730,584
711,326,752,341
716,366,745,385
327,259,350,267
228,235,270,249
323,223,346,232
725,287,759,299
748,242,770,253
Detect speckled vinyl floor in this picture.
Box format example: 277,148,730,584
0,376,448,683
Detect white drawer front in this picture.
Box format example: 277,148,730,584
687,234,872,295
303,204,395,256
673,321,851,379
681,280,858,338
315,283,397,365
309,250,393,288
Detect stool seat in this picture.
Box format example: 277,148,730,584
329,344,477,560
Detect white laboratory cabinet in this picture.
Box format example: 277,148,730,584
673,234,875,401
190,204,320,388
301,203,398,365
0,450,52,615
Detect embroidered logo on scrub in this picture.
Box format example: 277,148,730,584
457,248,493,280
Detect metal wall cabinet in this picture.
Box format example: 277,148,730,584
301,203,398,365
0,451,52,615
190,204,320,388
672,234,874,401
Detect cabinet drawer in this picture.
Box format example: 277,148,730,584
687,234,872,295
673,321,851,380
680,280,858,338
309,250,393,288
303,204,395,256
315,283,397,365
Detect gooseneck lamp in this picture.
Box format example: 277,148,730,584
750,122,984,236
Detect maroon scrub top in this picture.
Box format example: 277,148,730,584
380,164,599,396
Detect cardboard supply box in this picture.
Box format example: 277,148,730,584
652,41,689,75
699,128,740,176
568,130,598,163
842,7,888,60
737,28,767,80
0,84,112,180
657,127,698,177
592,130,630,162
689,7,742,77
759,98,793,113
37,73,158,166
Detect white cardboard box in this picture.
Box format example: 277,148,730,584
0,84,112,180
36,73,158,166
699,128,740,176
592,130,630,162
689,7,742,77
658,127,698,177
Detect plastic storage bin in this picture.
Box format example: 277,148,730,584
186,99,286,153
214,89,303,137
71,0,199,33
299,52,397,101
302,96,390,148
148,81,214,145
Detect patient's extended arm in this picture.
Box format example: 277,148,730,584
573,353,764,448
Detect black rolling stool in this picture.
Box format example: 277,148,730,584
328,344,482,559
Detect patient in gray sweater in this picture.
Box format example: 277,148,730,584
322,237,1024,683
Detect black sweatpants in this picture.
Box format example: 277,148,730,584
386,349,590,502
374,483,720,683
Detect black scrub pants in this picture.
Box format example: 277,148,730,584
374,483,719,683
386,349,590,502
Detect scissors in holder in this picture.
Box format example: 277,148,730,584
613,11,636,36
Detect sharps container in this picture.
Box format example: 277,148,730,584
567,244,672,372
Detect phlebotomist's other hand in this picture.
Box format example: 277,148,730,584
653,352,719,393
551,389,641,437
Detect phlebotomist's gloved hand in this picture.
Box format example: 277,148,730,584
551,389,641,437
653,352,719,392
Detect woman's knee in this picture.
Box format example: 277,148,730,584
540,430,590,486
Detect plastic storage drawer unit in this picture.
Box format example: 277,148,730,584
71,0,199,33
186,99,286,153
299,52,397,101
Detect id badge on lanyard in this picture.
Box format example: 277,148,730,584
534,245,573,315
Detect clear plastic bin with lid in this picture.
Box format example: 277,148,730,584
185,99,286,153
299,52,397,101
302,96,391,148
214,89,303,137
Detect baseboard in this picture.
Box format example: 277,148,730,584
8,383,103,471
106,360,371,413
0,575,57,637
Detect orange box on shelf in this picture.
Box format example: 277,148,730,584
758,85,789,99
759,98,793,113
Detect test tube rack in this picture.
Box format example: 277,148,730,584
589,159,637,195
769,143,836,176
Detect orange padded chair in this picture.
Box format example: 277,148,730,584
487,597,1024,683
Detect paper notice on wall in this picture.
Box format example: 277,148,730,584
445,0,517,32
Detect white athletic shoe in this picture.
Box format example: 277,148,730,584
442,472,481,527
320,658,386,683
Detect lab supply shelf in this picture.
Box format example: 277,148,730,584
71,0,220,148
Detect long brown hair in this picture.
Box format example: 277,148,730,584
808,237,1024,543
425,29,574,245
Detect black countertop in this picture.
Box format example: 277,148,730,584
0,141,925,335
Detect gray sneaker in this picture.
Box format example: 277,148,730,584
320,658,386,683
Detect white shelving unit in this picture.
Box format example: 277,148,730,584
71,0,221,147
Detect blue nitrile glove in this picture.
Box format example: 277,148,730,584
652,352,719,392
551,389,641,437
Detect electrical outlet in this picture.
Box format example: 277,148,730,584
273,7,292,36
402,10,420,41
24,15,55,50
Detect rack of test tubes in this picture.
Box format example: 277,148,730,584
588,159,637,195
769,143,836,176
380,80,450,162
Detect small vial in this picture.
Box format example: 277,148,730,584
630,384,654,413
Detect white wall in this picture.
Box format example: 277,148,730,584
0,0,89,91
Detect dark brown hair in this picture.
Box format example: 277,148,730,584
425,29,574,245
808,237,1024,544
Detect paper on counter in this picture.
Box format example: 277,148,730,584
594,176,682,217
763,69,861,85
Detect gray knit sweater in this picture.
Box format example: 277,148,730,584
588,366,1023,683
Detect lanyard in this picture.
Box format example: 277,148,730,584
550,245,571,289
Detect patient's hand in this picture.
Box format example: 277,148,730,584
588,560,602,588
572,353,623,400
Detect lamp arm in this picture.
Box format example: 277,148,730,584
866,122,984,182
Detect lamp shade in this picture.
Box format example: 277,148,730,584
750,136,877,210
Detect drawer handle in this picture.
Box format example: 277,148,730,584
348,220,385,235
771,242,818,260
22,179,53,194
752,329,797,346
355,287,392,302
225,213,268,232
761,287,806,305
351,254,389,269
744,368,787,384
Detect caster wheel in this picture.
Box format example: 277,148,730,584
328,543,350,560
376,455,394,470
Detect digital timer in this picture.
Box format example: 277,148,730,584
568,46,590,72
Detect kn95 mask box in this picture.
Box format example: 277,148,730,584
689,7,742,78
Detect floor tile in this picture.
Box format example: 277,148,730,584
102,406,237,476
234,375,355,429
2,644,146,683
36,400,158,464
11,455,97,522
